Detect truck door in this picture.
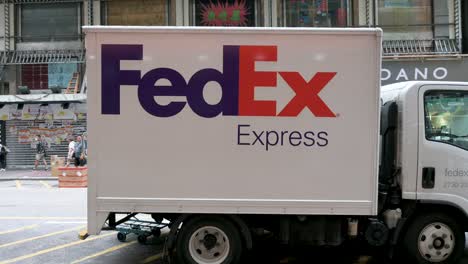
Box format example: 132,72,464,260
417,85,468,209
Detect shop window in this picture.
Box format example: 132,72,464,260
425,90,468,151
278,0,351,27
20,3,80,42
377,0,457,41
22,64,77,91
48,64,78,89
378,0,433,40
105,0,169,25
21,64,48,90
191,0,261,27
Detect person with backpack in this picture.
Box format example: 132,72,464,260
34,135,48,171
74,135,86,167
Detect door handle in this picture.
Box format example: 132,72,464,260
422,167,435,189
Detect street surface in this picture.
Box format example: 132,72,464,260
0,176,466,264
0,180,163,264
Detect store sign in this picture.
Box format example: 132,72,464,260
382,60,468,85
200,0,250,26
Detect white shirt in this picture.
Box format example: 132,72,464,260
68,141,75,159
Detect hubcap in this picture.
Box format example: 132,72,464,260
418,222,455,262
188,226,230,264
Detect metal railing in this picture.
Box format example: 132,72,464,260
0,49,85,65
383,39,460,56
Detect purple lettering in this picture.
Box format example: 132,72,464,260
101,44,142,114
138,68,187,117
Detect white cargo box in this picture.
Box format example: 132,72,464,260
85,26,382,234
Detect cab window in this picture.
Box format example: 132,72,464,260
424,90,468,150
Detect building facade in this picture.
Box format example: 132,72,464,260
1,0,467,93
0,0,467,167
0,0,91,168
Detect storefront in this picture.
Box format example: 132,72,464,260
98,0,355,28
0,94,86,169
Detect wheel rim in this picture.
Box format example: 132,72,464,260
418,222,455,262
188,226,230,264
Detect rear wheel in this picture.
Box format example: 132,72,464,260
117,232,126,242
402,213,465,264
138,235,147,244
176,216,243,264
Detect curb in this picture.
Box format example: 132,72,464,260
0,177,57,181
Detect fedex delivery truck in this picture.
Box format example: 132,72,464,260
84,26,468,264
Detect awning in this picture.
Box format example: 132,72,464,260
0,94,86,104
0,49,85,65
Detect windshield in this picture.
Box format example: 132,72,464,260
424,90,468,150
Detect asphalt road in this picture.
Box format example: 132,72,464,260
0,180,163,264
0,180,466,264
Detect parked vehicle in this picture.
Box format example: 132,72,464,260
85,26,468,264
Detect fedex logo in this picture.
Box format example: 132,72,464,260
101,44,337,118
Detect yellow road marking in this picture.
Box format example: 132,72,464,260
39,181,51,189
0,225,38,235
140,253,163,264
0,232,115,264
0,217,86,220
71,240,138,264
0,225,85,249
14,181,21,189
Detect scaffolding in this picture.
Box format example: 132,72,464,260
3,0,10,52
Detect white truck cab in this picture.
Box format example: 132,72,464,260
382,81,468,207
381,81,468,263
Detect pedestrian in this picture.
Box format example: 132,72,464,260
0,143,10,172
66,137,75,167
34,135,48,171
81,133,87,166
74,135,85,167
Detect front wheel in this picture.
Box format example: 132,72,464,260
402,212,465,264
176,216,243,264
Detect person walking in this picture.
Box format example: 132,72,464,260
66,137,75,167
0,143,10,172
34,135,48,170
74,135,85,167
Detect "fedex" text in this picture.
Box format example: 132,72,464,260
101,44,337,118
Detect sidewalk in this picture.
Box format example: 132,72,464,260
0,169,56,181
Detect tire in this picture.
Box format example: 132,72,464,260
138,235,147,244
176,216,243,264
402,212,465,264
151,228,161,238
117,232,126,242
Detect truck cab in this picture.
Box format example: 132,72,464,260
381,81,468,263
